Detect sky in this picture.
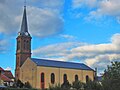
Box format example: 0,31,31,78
0,0,120,76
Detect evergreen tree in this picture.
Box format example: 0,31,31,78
102,61,120,90
84,80,102,90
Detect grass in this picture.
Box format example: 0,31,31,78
6,88,38,90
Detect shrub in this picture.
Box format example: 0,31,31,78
49,84,61,90
61,80,71,90
84,80,102,90
72,80,84,90
16,79,24,88
24,81,32,88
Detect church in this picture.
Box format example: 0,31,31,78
15,5,95,89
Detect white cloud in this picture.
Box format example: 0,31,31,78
0,0,64,38
111,33,120,47
0,0,64,54
89,0,120,23
5,67,12,71
69,33,120,70
27,6,64,37
98,0,120,16
72,0,120,23
33,42,84,60
0,0,20,35
85,53,120,73
60,34,76,40
33,33,120,73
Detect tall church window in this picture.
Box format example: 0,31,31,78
51,73,55,84
75,74,78,81
41,73,44,83
86,75,89,82
63,74,67,82
41,72,45,89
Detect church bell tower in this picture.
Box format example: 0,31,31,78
15,5,32,80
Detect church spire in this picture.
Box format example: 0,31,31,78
15,0,32,80
19,3,30,36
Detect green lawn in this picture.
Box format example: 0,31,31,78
7,88,38,90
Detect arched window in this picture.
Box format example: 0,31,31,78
63,74,67,82
86,75,89,82
51,73,55,84
41,73,45,89
41,73,44,83
75,75,78,81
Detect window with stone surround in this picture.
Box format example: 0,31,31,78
51,73,55,84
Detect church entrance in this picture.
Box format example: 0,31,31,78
41,73,45,89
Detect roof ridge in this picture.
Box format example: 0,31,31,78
31,58,84,64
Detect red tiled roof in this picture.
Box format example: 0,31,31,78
0,67,14,82
1,74,12,82
4,70,14,79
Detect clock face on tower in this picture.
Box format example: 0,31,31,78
25,32,28,36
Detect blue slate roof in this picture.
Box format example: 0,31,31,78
31,58,94,71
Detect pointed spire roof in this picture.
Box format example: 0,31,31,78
21,6,28,32
19,5,30,36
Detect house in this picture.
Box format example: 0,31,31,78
0,67,14,86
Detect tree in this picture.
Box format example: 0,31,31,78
102,61,120,90
72,80,84,90
16,79,24,88
84,80,102,90
61,80,71,90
